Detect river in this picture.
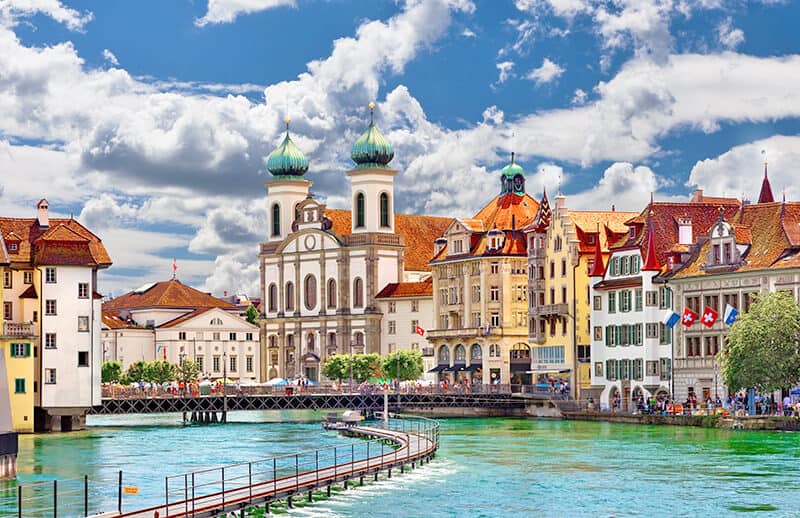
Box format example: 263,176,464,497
3,412,800,517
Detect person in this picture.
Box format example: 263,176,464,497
783,395,792,416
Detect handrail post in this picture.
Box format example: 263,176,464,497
17,485,21,518
334,447,337,480
295,454,299,490
248,462,253,504
351,444,354,475
221,467,225,509
184,473,188,516
191,472,196,517
315,450,319,486
273,458,277,496
84,474,88,517
366,442,370,471
165,476,169,517
118,470,122,514
53,479,57,518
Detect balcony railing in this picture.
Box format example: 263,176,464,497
674,357,718,370
533,303,569,317
425,327,485,339
422,347,434,357
3,322,36,337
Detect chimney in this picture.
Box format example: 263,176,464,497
37,199,49,228
691,189,704,203
224,291,228,297
677,217,692,245
611,204,615,212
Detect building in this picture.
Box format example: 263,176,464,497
666,168,800,401
259,110,449,381
589,192,740,410
102,279,261,382
427,154,539,385
375,278,436,379
525,191,635,398
0,200,111,432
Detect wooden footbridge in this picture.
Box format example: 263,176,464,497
4,416,439,518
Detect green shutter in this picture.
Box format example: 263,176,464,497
25,343,30,357
14,378,25,394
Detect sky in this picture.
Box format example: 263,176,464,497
1,0,799,298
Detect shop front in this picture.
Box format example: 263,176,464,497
509,343,532,386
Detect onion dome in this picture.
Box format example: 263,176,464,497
267,117,309,178
351,102,394,168
500,152,526,196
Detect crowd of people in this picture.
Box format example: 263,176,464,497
589,390,800,417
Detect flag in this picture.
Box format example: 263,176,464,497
724,304,739,326
682,307,699,327
701,306,718,328
415,325,425,336
662,310,680,328
485,323,492,336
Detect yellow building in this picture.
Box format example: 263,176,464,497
524,193,634,398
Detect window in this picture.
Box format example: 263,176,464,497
645,290,657,306
379,192,390,227
630,255,640,274
593,326,602,341
78,351,89,367
490,312,500,327
533,345,565,364
229,332,237,341
327,279,337,309
285,282,295,311
246,332,253,341
490,286,499,302
388,302,396,313
411,300,419,312
268,284,278,312
213,356,221,372
179,331,186,340
14,378,25,394
723,293,738,310
44,368,56,384
438,346,450,364
454,344,467,362
210,318,223,326
659,323,672,345
3,302,10,321
659,358,672,381
704,295,719,313
213,332,221,341
620,290,631,312
304,275,317,310
606,359,617,380
659,286,672,309
78,282,89,299
489,344,500,357
3,271,10,289
723,242,732,264
78,316,89,332
561,317,567,335
608,292,616,314
7,243,17,252
610,257,620,276
549,261,555,278
685,296,700,313
11,343,29,357
577,345,590,363
632,358,643,381
23,271,33,284
646,323,658,338
471,311,481,327
452,240,463,253
646,360,659,376
743,292,755,313
353,278,364,308
45,299,56,315
355,192,365,228
550,287,555,304
561,286,567,303
635,289,643,311
593,296,601,311
554,235,563,252
32,311,37,323
246,355,254,372
621,256,630,275
45,333,56,349
595,362,603,377
45,267,56,283
230,356,237,372
704,336,720,356
271,203,281,236
388,321,396,334
411,319,419,333
561,258,567,276
490,262,499,274
686,337,701,357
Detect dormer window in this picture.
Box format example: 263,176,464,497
487,229,504,252
723,242,732,264
712,244,721,264
629,227,636,239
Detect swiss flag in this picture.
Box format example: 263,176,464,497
682,307,699,327
415,325,426,336
701,306,718,328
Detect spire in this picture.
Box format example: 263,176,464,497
351,102,394,168
758,160,774,203
533,187,552,231
266,117,309,178
781,191,786,218
641,210,661,272
589,226,606,277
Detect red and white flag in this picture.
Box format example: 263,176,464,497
415,325,425,336
701,306,718,328
682,307,699,327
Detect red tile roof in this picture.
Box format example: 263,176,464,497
758,164,774,203
158,308,214,328
324,210,450,271
101,310,143,330
472,193,539,230
19,285,37,299
103,279,236,311
375,277,433,298
0,217,111,267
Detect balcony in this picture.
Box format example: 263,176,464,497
531,279,545,290
422,347,435,357
342,233,402,247
532,303,569,317
529,248,546,259
3,322,36,338
674,357,717,370
425,327,484,340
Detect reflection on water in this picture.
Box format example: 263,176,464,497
3,414,800,517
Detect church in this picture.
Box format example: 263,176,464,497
259,105,449,381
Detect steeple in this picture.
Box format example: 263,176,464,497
641,209,661,272
589,227,606,277
758,160,774,203
532,187,552,231
351,102,394,168
266,117,309,179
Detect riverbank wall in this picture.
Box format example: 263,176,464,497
563,411,800,430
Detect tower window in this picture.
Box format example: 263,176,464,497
380,192,390,227
286,281,295,311
353,277,364,308
355,193,365,228
271,204,281,237
304,275,317,310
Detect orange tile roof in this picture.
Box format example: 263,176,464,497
103,279,236,311
569,210,637,253
158,308,214,328
472,193,539,230
324,210,450,271
0,217,111,267
375,278,433,298
101,310,144,330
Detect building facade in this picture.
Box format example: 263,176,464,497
259,111,449,382
427,154,539,385
0,200,111,431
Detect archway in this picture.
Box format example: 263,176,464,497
509,343,532,386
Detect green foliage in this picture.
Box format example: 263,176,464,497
245,304,259,325
126,360,148,383
147,360,176,384
721,291,800,393
176,358,200,382
321,355,349,382
383,350,424,382
101,361,123,383
321,353,382,383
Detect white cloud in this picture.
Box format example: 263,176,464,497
526,57,565,85
461,27,476,37
102,48,119,66
571,88,588,104
0,0,92,31
688,135,800,201
195,0,296,27
496,60,515,84
567,162,669,211
716,17,744,50
515,0,591,19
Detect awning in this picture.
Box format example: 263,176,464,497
444,363,468,373
464,364,482,372
525,368,572,374
427,365,448,373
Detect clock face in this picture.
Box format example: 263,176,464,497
304,234,317,250
513,174,524,192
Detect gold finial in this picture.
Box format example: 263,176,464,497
369,102,375,111
284,116,291,131
368,102,375,124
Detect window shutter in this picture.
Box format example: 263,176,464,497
25,343,30,357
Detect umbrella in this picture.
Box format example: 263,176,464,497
265,377,287,386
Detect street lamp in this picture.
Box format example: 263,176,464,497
349,340,354,395
222,346,228,423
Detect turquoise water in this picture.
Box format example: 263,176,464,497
4,413,800,517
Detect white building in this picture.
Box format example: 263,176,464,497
258,111,449,381
102,279,261,382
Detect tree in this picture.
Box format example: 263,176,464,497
321,353,382,383
245,305,259,325
101,361,123,383
176,358,200,382
383,350,424,382
126,361,148,383
322,355,350,383
721,291,800,393
146,360,176,384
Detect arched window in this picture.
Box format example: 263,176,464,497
285,281,295,311
471,343,483,362
327,278,337,309
328,332,336,349
354,332,364,346
209,318,223,326
268,335,277,348
379,192,389,227
353,277,364,308
271,203,280,237
355,193,365,228
268,283,277,312
438,346,450,364
454,344,466,362
307,333,315,352
304,275,317,310
286,334,294,348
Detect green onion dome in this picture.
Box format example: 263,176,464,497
267,117,309,178
351,102,394,168
501,152,524,178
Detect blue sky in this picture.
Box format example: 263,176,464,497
0,0,799,296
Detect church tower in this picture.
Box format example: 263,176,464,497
347,103,396,234
265,118,311,242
